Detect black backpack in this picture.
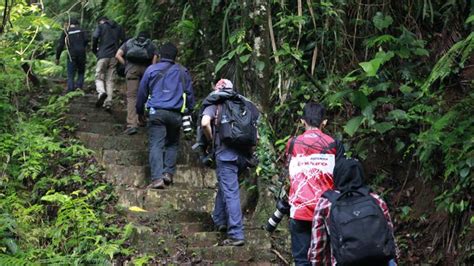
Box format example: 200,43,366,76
217,95,259,149
126,38,152,63
323,188,396,265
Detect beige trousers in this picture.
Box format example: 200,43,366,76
95,57,117,106
125,64,148,128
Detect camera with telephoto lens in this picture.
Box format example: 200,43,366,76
192,126,215,167
192,142,214,167
182,115,193,134
264,195,291,233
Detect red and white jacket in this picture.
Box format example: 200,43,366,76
286,129,336,221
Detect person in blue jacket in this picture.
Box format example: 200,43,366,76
136,42,195,189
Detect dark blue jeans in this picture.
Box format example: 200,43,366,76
66,56,85,92
290,218,312,266
148,109,182,180
212,159,244,240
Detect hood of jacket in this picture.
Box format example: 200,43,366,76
333,158,366,192
104,20,117,28
201,89,237,109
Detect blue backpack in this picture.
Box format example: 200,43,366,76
323,188,396,265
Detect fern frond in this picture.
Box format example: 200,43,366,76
421,32,474,94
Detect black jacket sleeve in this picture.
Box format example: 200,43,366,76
56,31,66,60
92,26,101,54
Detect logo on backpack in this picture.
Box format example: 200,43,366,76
217,95,258,148
323,188,396,265
126,38,152,63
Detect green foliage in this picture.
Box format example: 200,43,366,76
215,28,253,74
372,12,393,31
0,2,132,264
420,32,474,94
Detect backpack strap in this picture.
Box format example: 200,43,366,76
322,190,339,203
335,187,371,201
286,136,297,166
177,64,188,113
356,186,371,196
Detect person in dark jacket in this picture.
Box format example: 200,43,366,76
116,31,158,135
92,16,125,110
136,42,195,189
200,79,260,247
56,18,88,92
308,158,399,265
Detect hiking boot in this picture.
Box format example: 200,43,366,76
96,93,107,108
215,225,227,233
147,179,165,189
104,104,112,113
219,238,245,247
162,173,173,186
124,127,138,135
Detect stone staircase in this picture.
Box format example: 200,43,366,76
67,93,282,265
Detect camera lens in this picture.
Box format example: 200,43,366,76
182,115,192,133
264,209,285,233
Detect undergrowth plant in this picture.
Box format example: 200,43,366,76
0,2,134,264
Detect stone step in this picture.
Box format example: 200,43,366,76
116,186,216,213
70,93,127,105
71,121,125,135
69,106,127,123
76,131,202,165
124,209,213,227
127,229,276,263
76,131,147,151
69,103,127,116
134,229,271,248
188,245,276,263
105,164,216,188
68,112,126,124
70,94,99,104
102,150,148,166
188,230,271,248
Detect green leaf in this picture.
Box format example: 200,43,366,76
373,122,395,134
365,34,396,48
388,109,408,121
239,54,251,63
466,15,474,24
395,139,406,153
344,116,364,137
399,84,413,94
359,59,382,77
413,48,429,56
214,58,229,73
359,51,394,76
460,168,469,178
211,0,222,13
351,91,369,109
372,12,393,30
256,60,265,71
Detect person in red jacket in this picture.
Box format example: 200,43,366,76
285,102,341,266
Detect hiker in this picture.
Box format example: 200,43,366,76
92,16,125,110
55,18,88,92
286,102,342,266
200,79,260,247
308,158,398,265
115,31,158,135
136,42,194,189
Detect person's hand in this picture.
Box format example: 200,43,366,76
138,114,147,126
55,59,60,65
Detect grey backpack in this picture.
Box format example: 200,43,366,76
126,39,152,63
